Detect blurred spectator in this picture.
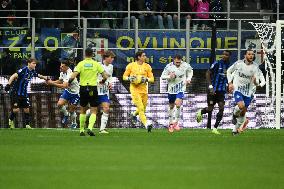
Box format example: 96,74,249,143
100,0,127,29
260,0,272,10
123,0,147,29
81,0,102,28
0,0,14,26
237,0,244,9
180,0,195,28
190,0,210,31
156,0,177,29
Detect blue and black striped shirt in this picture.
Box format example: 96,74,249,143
210,59,230,93
12,66,38,97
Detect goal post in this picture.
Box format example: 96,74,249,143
275,20,283,129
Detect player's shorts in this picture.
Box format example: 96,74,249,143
207,91,225,106
98,94,110,104
234,91,252,108
60,90,80,105
10,94,30,108
79,86,99,107
168,92,184,104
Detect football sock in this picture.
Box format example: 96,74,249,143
100,112,109,131
214,111,223,128
168,108,174,123
9,112,16,120
24,113,30,126
207,111,212,129
70,112,77,124
79,114,86,132
60,105,69,116
174,106,181,122
88,114,97,130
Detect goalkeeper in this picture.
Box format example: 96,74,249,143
123,51,154,132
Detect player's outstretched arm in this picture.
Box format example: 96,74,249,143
5,73,18,91
47,80,67,89
38,74,49,81
68,71,79,84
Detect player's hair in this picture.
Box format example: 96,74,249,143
223,50,231,55
174,54,182,60
103,50,116,59
61,59,70,67
27,58,38,64
246,48,255,54
135,51,145,60
85,48,94,57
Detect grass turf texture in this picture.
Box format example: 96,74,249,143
0,129,283,189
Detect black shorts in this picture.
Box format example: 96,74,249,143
10,94,30,108
79,86,99,107
207,91,225,106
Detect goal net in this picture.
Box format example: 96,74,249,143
250,20,284,129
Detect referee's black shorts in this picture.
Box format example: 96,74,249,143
79,86,99,107
207,91,225,106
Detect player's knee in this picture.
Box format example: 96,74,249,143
175,100,182,107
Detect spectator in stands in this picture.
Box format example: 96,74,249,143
0,0,14,26
81,0,102,28
156,0,177,29
237,0,245,9
123,0,146,29
180,0,195,28
190,0,210,31
100,0,128,29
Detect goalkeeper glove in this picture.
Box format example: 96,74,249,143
141,76,148,83
128,76,136,83
4,84,10,92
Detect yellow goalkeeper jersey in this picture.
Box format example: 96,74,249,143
123,61,154,94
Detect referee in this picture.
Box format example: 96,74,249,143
196,50,231,134
68,48,109,136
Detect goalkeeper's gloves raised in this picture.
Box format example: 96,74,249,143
141,76,148,83
128,76,136,83
4,84,10,92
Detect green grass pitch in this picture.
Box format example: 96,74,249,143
0,128,283,189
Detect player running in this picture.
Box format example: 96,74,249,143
227,49,265,135
123,51,154,132
161,54,193,132
4,58,48,129
47,59,80,128
196,50,231,134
